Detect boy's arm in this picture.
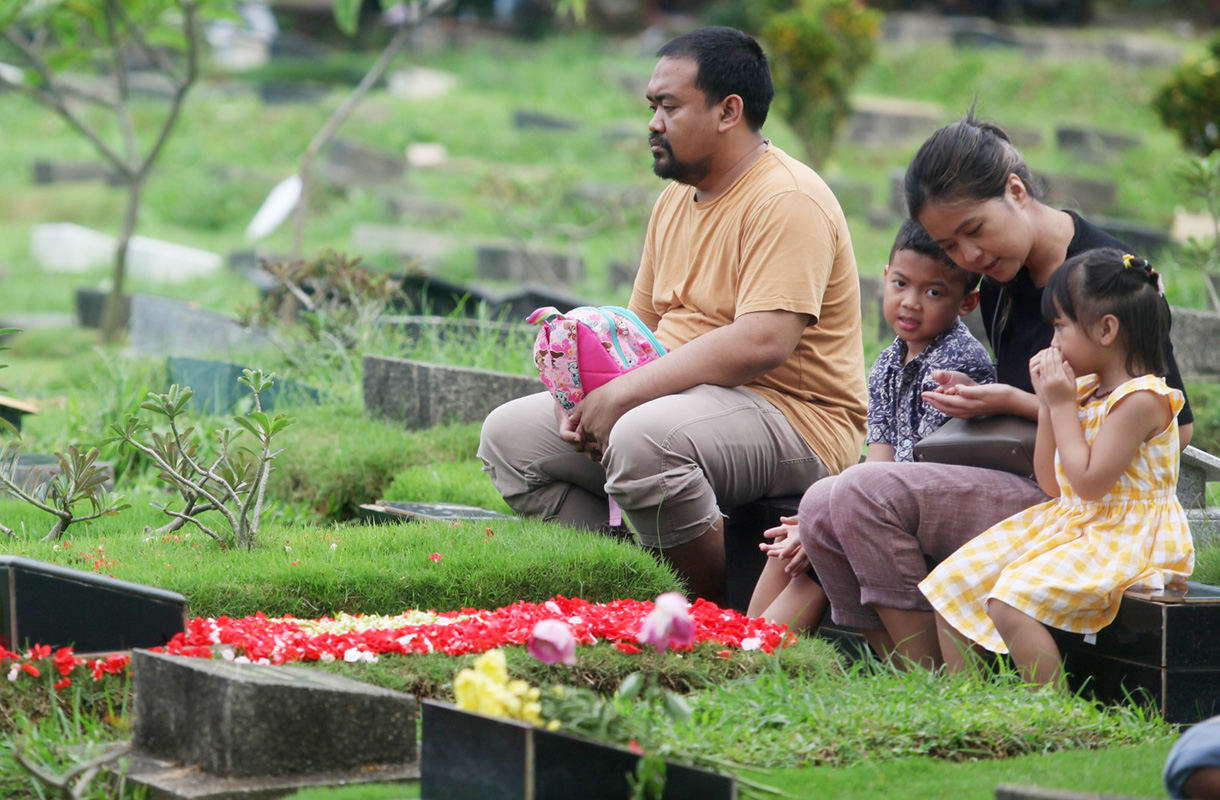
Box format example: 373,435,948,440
865,443,894,463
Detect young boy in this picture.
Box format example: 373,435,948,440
747,219,995,631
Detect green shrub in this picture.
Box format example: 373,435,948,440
763,0,882,169
1152,31,1220,155
270,408,482,519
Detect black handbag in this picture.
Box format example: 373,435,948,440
912,415,1038,479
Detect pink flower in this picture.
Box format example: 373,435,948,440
528,619,577,665
637,592,695,653
428,553,442,563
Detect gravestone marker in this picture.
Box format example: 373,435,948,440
358,500,513,525
476,244,584,286
350,223,456,268
1169,307,1220,381
363,356,539,429
74,288,129,329
321,137,407,186
384,193,464,223
478,281,596,321
128,650,418,797
0,556,185,653
387,65,457,100
1042,174,1118,215
31,160,120,185
128,295,273,358
845,96,942,147
30,222,115,272
1055,125,1141,161
378,314,532,348
514,109,579,130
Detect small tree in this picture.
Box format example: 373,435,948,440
0,1,230,342
761,0,881,170
109,370,295,550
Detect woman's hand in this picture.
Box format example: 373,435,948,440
922,381,1015,418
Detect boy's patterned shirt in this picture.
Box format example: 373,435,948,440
866,318,996,462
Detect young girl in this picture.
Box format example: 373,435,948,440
918,248,1194,686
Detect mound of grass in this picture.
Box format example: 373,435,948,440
384,458,512,514
0,503,679,617
270,408,484,520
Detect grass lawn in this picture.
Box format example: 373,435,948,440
0,13,1215,800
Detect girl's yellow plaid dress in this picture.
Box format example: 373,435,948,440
919,374,1194,653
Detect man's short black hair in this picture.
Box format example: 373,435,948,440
889,218,981,293
656,27,774,131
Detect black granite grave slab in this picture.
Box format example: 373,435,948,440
0,556,185,653
421,700,735,800
166,357,321,415
75,287,130,330
1050,582,1220,724
723,495,802,615
358,500,514,524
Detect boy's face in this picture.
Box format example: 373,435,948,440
883,250,978,357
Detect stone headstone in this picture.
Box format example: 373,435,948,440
166,357,321,415
30,222,115,272
126,236,223,283
350,223,456,268
363,355,540,429
421,699,734,800
1179,445,1220,510
1169,307,1220,381
995,785,1155,800
396,272,488,317
1104,36,1185,68
951,27,1021,50
1055,125,1141,161
128,650,418,796
1172,208,1217,245
378,315,533,348
0,557,185,653
475,244,584,286
257,81,327,105
1091,216,1171,256
128,295,274,358
826,178,873,218
405,142,449,168
387,65,457,100
1042,173,1118,215
889,168,908,218
0,311,74,334
997,124,1044,151
608,260,636,290
383,193,464,223
75,287,130,329
321,137,406,186
514,109,580,131
845,97,943,148
31,160,121,185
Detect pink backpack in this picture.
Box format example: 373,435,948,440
527,305,667,412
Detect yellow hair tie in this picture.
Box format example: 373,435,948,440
1122,253,1136,269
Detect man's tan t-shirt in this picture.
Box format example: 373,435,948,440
628,145,867,474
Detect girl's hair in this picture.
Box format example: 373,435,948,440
904,108,1045,347
1041,247,1169,377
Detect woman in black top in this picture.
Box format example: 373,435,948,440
793,112,1192,666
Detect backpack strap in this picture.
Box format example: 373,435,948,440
526,306,562,325
600,305,667,356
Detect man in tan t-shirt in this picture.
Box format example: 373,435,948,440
479,27,866,602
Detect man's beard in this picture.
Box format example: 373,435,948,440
651,137,712,186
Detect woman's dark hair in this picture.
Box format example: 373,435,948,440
657,27,774,131
904,107,1045,344
1041,247,1169,377
903,108,1043,219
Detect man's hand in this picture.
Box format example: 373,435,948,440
555,399,601,459
570,379,633,453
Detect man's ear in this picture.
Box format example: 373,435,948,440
718,94,745,132
958,288,980,317
1097,313,1121,345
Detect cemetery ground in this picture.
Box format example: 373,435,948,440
1,20,1219,800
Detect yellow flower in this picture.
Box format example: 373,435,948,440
475,649,508,684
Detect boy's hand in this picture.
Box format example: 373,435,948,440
928,369,978,393
758,515,810,573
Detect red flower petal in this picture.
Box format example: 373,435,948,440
615,642,642,654
428,553,442,563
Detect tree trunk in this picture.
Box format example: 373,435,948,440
103,175,143,342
